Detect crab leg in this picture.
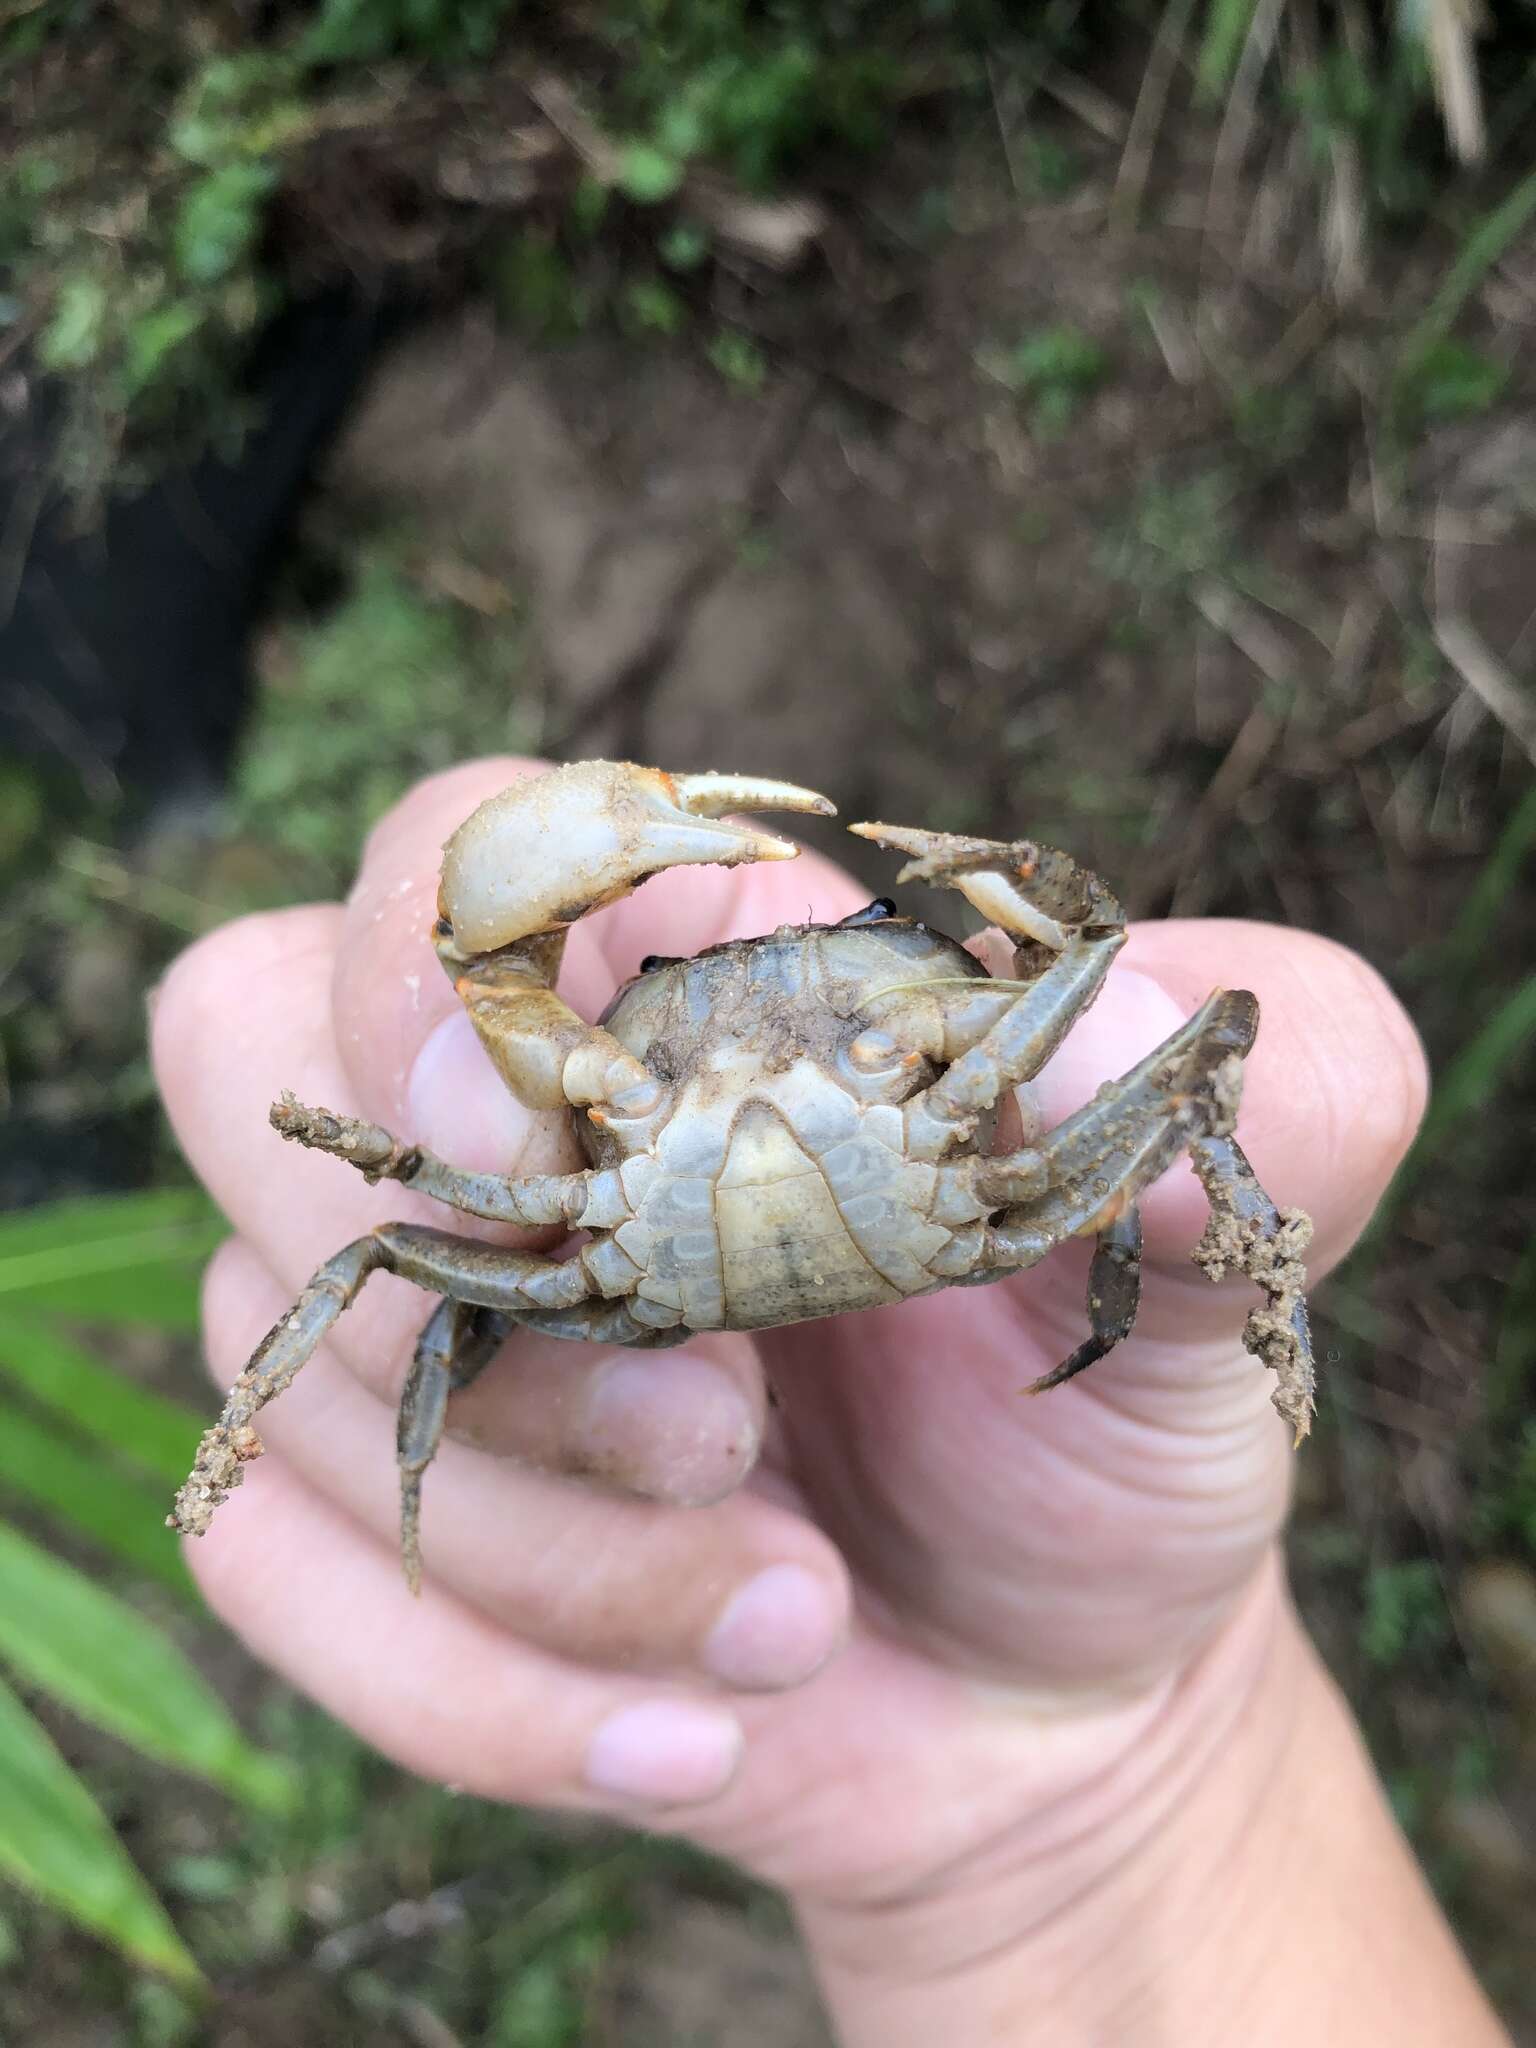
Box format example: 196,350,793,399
983,1112,1208,1269
1187,1134,1315,1440
966,1089,1314,1438
169,1223,603,1540
268,1094,631,1230
397,1298,511,1593
849,823,1125,1156
436,762,834,1116
1024,1205,1144,1396
967,991,1257,1208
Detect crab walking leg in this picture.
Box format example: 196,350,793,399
169,1225,603,1539
1188,1133,1316,1441
269,1094,629,1230
905,930,1124,1152
395,1289,700,1587
397,1299,511,1595
972,1119,1315,1436
966,990,1257,1208
436,762,834,1114
1022,1206,1143,1395
496,1298,694,1348
848,822,1127,1154
980,1112,1210,1275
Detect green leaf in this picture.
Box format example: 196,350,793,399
619,144,684,204
1398,166,1536,367
121,300,206,399
0,1398,194,1594
39,273,109,372
0,1523,292,1812
1399,340,1508,423
706,330,766,392
623,278,685,336
1195,0,1260,103
0,1671,200,1982
0,1192,224,1326
0,1319,200,1489
659,222,709,272
173,162,276,284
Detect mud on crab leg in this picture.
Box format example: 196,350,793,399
169,1223,601,1540
269,1094,630,1230
849,823,1126,1156
437,762,835,1117
1188,1133,1316,1441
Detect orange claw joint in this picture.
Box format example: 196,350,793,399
437,761,836,957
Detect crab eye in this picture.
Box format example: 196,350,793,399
433,916,454,940
835,898,898,930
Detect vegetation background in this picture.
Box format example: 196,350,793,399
2,0,1535,2040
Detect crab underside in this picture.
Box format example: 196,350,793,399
170,761,1315,1589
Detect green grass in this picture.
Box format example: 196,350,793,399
8,0,1520,500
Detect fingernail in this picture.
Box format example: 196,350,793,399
407,1008,532,1173
704,1563,844,1691
584,1352,760,1506
584,1699,744,1805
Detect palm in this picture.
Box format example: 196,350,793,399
156,761,1421,1910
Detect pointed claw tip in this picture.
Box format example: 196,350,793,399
670,772,836,820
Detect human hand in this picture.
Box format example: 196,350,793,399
154,757,1433,2029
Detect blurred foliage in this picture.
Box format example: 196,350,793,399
975,323,1110,437
0,1193,291,1982
3,0,1509,501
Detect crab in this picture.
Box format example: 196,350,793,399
170,760,1315,1589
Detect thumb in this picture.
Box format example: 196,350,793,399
764,922,1426,1693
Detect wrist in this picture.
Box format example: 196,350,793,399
795,1555,1505,2047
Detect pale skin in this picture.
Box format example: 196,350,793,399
153,757,1509,2046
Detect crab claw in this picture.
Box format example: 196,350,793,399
848,821,1124,951
441,761,836,954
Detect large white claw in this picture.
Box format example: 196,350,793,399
441,761,836,954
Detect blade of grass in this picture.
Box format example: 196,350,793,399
0,1670,201,1983
0,1192,224,1328
0,1318,201,1490
1416,971,1536,1151
1440,782,1536,967
0,1522,292,1812
1370,971,1536,1236
1397,166,1536,373
0,1398,195,1595
1196,0,1259,104
1490,1231,1536,1419
1398,783,1536,980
